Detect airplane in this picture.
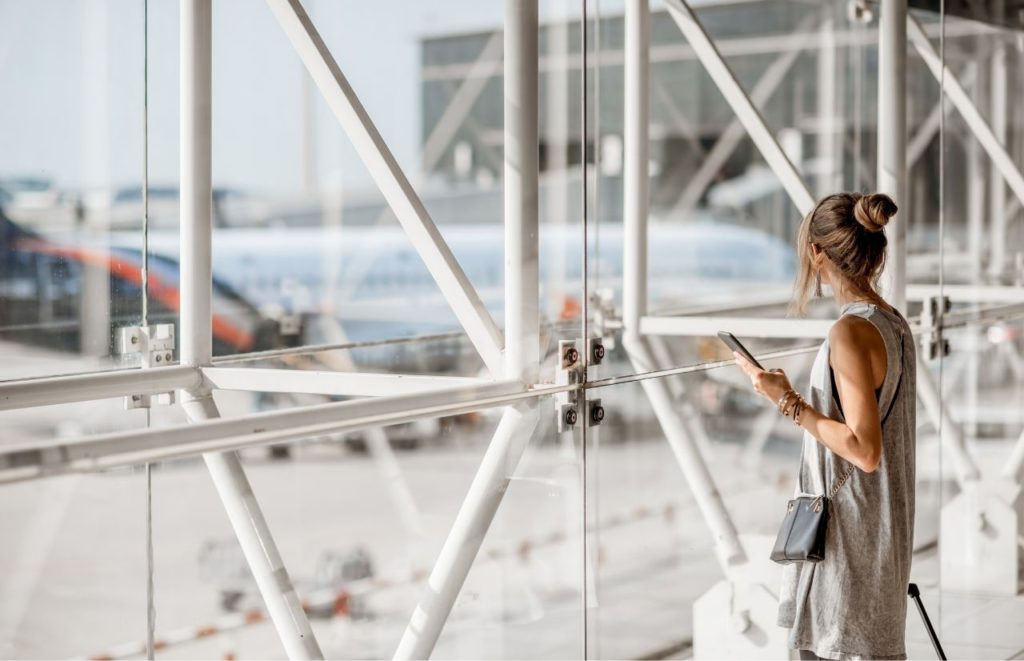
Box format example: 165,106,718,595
1,201,797,364
0,202,797,449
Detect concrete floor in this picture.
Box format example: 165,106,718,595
1,421,1023,659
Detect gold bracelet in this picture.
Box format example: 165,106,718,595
780,390,800,417
793,396,810,426
791,398,804,425
777,389,798,415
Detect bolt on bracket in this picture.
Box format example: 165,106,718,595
118,324,177,409
555,340,581,432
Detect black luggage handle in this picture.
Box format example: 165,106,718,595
908,583,947,660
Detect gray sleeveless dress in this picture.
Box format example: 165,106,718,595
777,301,917,659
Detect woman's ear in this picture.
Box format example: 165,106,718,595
810,243,824,268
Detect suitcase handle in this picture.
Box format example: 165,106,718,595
908,583,947,660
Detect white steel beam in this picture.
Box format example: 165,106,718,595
641,315,834,339
816,17,839,195
180,3,322,658
908,97,943,169
186,395,324,660
1002,425,1024,483
265,0,504,377
663,0,815,216
179,0,213,369
0,379,527,484
310,316,426,546
908,16,1024,219
667,26,811,220
392,403,539,660
915,353,981,486
0,366,199,411
502,0,541,384
907,59,981,170
907,284,1024,304
420,31,503,175
623,0,650,335
877,0,908,311
418,16,997,84
334,41,505,310
625,0,745,580
394,2,541,656
624,335,746,571
988,43,1008,280
202,367,489,398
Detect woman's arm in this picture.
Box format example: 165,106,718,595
733,316,885,473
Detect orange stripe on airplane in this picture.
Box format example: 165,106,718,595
18,239,254,351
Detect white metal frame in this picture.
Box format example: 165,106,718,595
266,0,505,378
2,1,1024,659
178,3,323,656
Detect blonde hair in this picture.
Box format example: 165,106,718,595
789,192,897,316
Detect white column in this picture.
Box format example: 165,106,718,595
179,0,213,368
988,44,1008,280
877,0,908,311
623,0,650,338
544,11,570,322
180,2,322,658
966,106,987,283
817,18,839,194
624,0,744,571
624,335,746,570
503,0,540,383
393,2,540,657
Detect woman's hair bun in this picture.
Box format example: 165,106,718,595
853,193,897,233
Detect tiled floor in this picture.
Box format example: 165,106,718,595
905,550,1024,660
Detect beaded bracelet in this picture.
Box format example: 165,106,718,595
782,393,801,418
791,398,804,425
777,389,799,415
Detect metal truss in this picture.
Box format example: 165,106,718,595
3,1,1024,659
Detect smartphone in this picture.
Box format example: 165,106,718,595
717,331,764,371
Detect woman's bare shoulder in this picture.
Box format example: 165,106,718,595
829,314,886,366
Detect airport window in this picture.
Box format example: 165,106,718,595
1,1,1024,659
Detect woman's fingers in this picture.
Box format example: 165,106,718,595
732,351,759,377
734,352,792,400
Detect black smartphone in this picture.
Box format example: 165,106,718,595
717,331,764,371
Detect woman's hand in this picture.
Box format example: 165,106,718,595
733,351,793,406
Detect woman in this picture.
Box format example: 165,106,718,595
733,192,917,660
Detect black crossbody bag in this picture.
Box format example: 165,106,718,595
770,332,904,565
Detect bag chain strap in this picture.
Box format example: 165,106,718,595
828,463,856,499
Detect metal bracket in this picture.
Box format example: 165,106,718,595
555,339,608,431
920,295,951,360
118,324,177,409
555,340,581,432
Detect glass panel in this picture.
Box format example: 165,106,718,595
0,1,146,380
583,361,811,659
177,0,588,386
0,395,150,657
129,396,580,659
588,1,890,381
935,0,1024,655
